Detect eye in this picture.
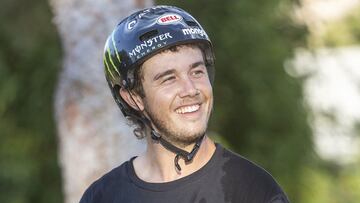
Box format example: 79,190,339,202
191,69,205,78
161,76,176,84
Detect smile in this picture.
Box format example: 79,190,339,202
175,104,200,114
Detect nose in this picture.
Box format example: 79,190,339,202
179,76,198,98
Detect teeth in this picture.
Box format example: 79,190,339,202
175,104,200,114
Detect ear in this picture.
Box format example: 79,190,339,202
119,88,145,111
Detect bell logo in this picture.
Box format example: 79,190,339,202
157,13,182,25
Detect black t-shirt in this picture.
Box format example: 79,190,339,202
80,144,289,203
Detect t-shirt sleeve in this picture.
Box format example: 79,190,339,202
79,185,94,203
79,187,91,203
267,193,290,203
79,180,102,203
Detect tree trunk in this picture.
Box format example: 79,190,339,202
50,0,153,202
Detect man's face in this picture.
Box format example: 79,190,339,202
139,45,213,147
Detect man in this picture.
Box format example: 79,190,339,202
80,5,289,203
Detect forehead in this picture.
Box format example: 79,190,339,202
141,45,204,77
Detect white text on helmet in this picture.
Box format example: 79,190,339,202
138,9,151,19
182,28,207,37
129,32,173,58
127,20,137,30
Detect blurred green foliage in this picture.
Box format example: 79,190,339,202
310,5,360,47
324,5,360,46
298,159,360,203
0,0,62,202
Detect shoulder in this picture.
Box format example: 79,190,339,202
220,147,274,181
79,160,130,203
220,146,278,185
268,193,290,203
218,145,289,203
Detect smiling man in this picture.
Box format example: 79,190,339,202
80,5,289,203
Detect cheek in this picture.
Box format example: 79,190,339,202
199,81,213,97
146,89,176,110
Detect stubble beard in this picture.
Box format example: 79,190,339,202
144,101,211,148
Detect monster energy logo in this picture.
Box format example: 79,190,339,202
128,32,173,59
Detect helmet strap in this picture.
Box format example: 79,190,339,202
126,89,205,172
151,130,204,172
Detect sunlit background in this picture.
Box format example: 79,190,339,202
1,0,359,202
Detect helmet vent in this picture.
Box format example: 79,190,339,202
185,20,198,27
139,30,159,41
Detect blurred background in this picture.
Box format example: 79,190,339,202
1,0,359,202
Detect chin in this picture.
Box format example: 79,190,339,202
165,125,207,147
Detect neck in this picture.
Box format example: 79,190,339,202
133,135,216,183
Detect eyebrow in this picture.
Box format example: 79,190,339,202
190,61,205,69
153,69,175,81
152,60,206,81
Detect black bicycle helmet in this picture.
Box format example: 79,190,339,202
104,5,215,118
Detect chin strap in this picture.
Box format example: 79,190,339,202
151,130,205,172
126,89,205,172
